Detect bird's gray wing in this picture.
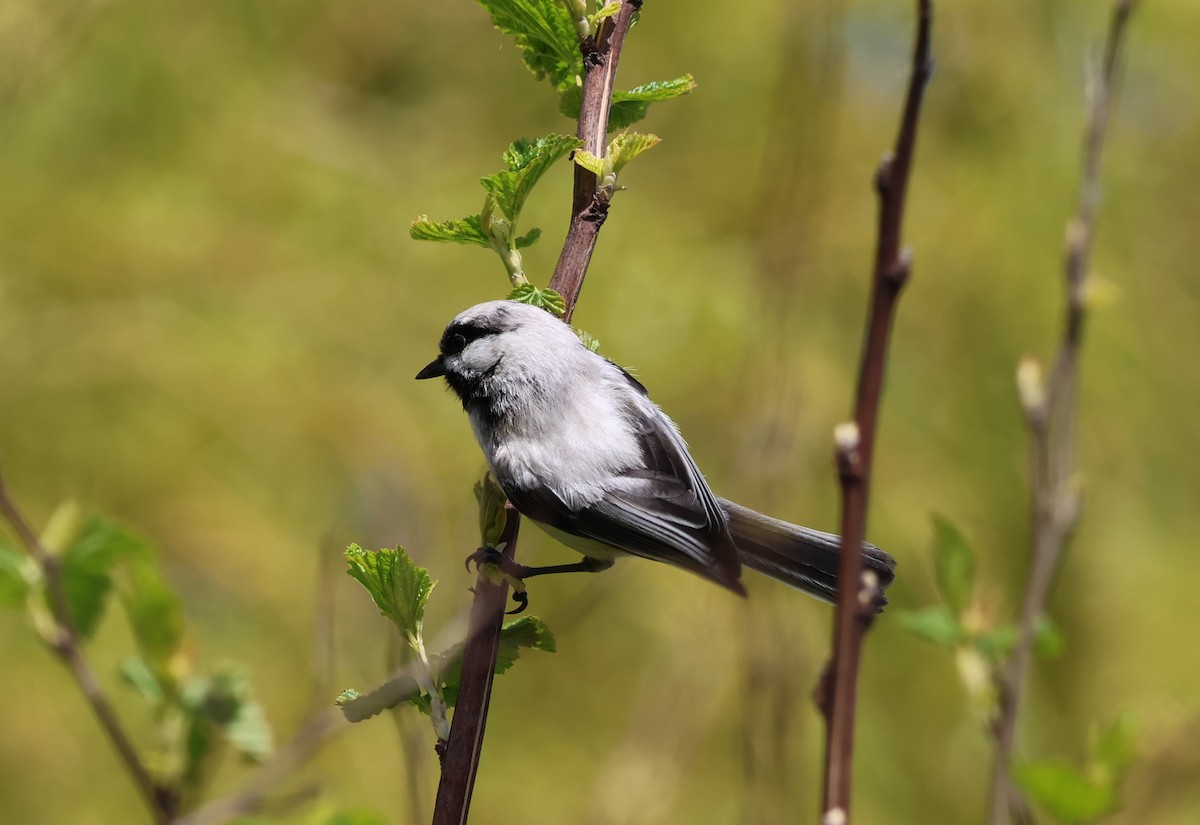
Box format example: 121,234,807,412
509,377,744,594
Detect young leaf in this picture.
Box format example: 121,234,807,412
608,131,661,172
896,605,963,648
571,149,605,176
588,2,621,28
974,624,1018,664
610,76,697,130
494,614,556,675
119,655,166,706
932,514,975,617
120,553,186,673
482,134,582,221
40,499,85,554
475,0,581,90
187,668,274,762
559,75,697,130
507,284,567,317
1093,714,1137,774
410,215,490,247
513,227,542,249
433,615,556,710
59,518,145,639
335,688,362,707
1034,614,1064,659
0,541,34,607
344,545,435,641
474,473,509,548
1014,759,1115,822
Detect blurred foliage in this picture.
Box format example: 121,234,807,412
2,0,1199,824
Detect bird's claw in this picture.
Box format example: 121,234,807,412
507,590,529,615
464,547,531,614
464,546,503,573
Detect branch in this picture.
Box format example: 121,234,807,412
0,465,172,824
431,505,521,825
549,0,640,322
988,3,1139,823
820,2,932,822
431,5,640,820
170,709,349,825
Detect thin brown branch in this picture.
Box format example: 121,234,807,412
431,5,640,821
0,466,172,824
988,3,1139,823
549,0,640,322
431,505,521,825
820,2,932,822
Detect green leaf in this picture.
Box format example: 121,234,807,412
571,149,605,176
481,134,582,221
608,131,661,172
896,606,963,648
40,499,85,554
610,76,697,130
474,473,509,548
185,669,274,763
435,615,556,710
120,553,186,672
410,215,490,247
559,75,697,130
1093,714,1136,774
513,227,542,249
974,624,1018,664
344,545,435,641
1034,615,1064,659
0,540,34,607
494,614,556,674
588,2,621,27
932,515,975,617
335,688,362,707
119,655,166,706
1014,759,1115,822
59,518,145,639
507,284,567,317
475,0,580,89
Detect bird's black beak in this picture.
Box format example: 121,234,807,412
415,355,446,380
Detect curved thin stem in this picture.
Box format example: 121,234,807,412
987,3,1139,822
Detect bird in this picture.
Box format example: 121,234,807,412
416,299,895,610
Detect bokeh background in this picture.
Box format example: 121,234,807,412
2,0,1198,823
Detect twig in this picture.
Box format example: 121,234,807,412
820,2,932,822
988,3,1139,823
431,505,521,825
431,4,639,821
0,465,172,824
171,708,349,825
549,0,640,322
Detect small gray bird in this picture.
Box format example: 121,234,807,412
416,300,895,606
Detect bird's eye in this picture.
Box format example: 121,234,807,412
443,332,468,355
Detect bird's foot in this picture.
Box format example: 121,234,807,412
464,545,530,614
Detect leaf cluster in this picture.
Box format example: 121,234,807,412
1015,715,1137,824
0,507,273,807
411,135,580,284
413,1,690,290
340,541,554,727
897,516,1063,680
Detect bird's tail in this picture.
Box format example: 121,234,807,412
717,498,897,610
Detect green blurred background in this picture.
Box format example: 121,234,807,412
2,0,1198,822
